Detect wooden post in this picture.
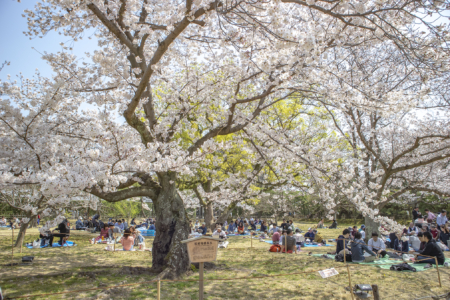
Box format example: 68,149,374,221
157,280,161,300
11,227,14,266
435,257,442,287
346,264,354,300
372,284,380,300
199,262,204,300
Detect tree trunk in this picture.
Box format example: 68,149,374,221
364,215,380,243
216,205,232,225
14,215,36,247
204,202,214,231
152,172,190,279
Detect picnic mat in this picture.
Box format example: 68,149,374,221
312,254,450,272
26,241,76,249
264,241,333,247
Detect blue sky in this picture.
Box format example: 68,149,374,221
0,0,98,81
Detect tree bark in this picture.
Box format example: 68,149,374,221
14,215,36,247
152,172,190,279
364,215,380,243
204,202,214,231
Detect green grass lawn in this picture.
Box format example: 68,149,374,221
0,220,449,299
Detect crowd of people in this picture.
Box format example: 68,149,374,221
330,208,449,266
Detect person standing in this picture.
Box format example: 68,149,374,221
436,210,448,231
412,207,419,223
424,209,436,221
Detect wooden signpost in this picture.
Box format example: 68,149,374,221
181,236,221,300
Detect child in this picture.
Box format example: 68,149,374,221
120,229,135,251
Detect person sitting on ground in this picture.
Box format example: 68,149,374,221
108,223,121,240
270,223,278,234
120,229,135,251
213,226,227,240
293,229,304,249
237,222,245,234
130,226,145,245
243,220,249,232
304,228,315,242
288,220,294,230
407,222,418,236
360,225,366,240
50,219,70,246
250,221,256,231
409,231,425,251
0,216,6,226
351,226,358,238
227,221,235,233
329,219,338,229
198,222,207,235
281,229,298,254
279,219,287,231
368,232,386,258
260,221,267,233
280,229,287,245
95,223,110,242
122,219,128,230
412,231,445,265
439,225,450,246
317,218,324,229
272,228,281,245
314,230,324,244
148,222,156,230
430,225,440,240
75,217,84,230
335,229,351,255
130,218,136,226
115,220,124,231
260,230,269,239
350,231,377,263
392,232,409,255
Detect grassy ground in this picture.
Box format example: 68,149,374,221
0,220,449,299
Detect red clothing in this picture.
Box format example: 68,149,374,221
238,226,244,234
100,228,109,238
431,229,439,239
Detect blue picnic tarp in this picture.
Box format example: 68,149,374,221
26,241,76,249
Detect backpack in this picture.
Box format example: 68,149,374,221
269,244,281,252
390,263,416,272
335,253,352,262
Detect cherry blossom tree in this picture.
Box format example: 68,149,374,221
1,0,447,278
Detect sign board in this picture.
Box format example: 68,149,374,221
181,236,222,300
182,236,220,263
318,268,339,279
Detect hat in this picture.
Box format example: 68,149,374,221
78,217,82,220
361,225,365,229
202,222,206,225
308,227,312,230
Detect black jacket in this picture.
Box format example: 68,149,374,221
336,235,350,254
412,210,419,221
420,240,445,265
57,220,70,234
